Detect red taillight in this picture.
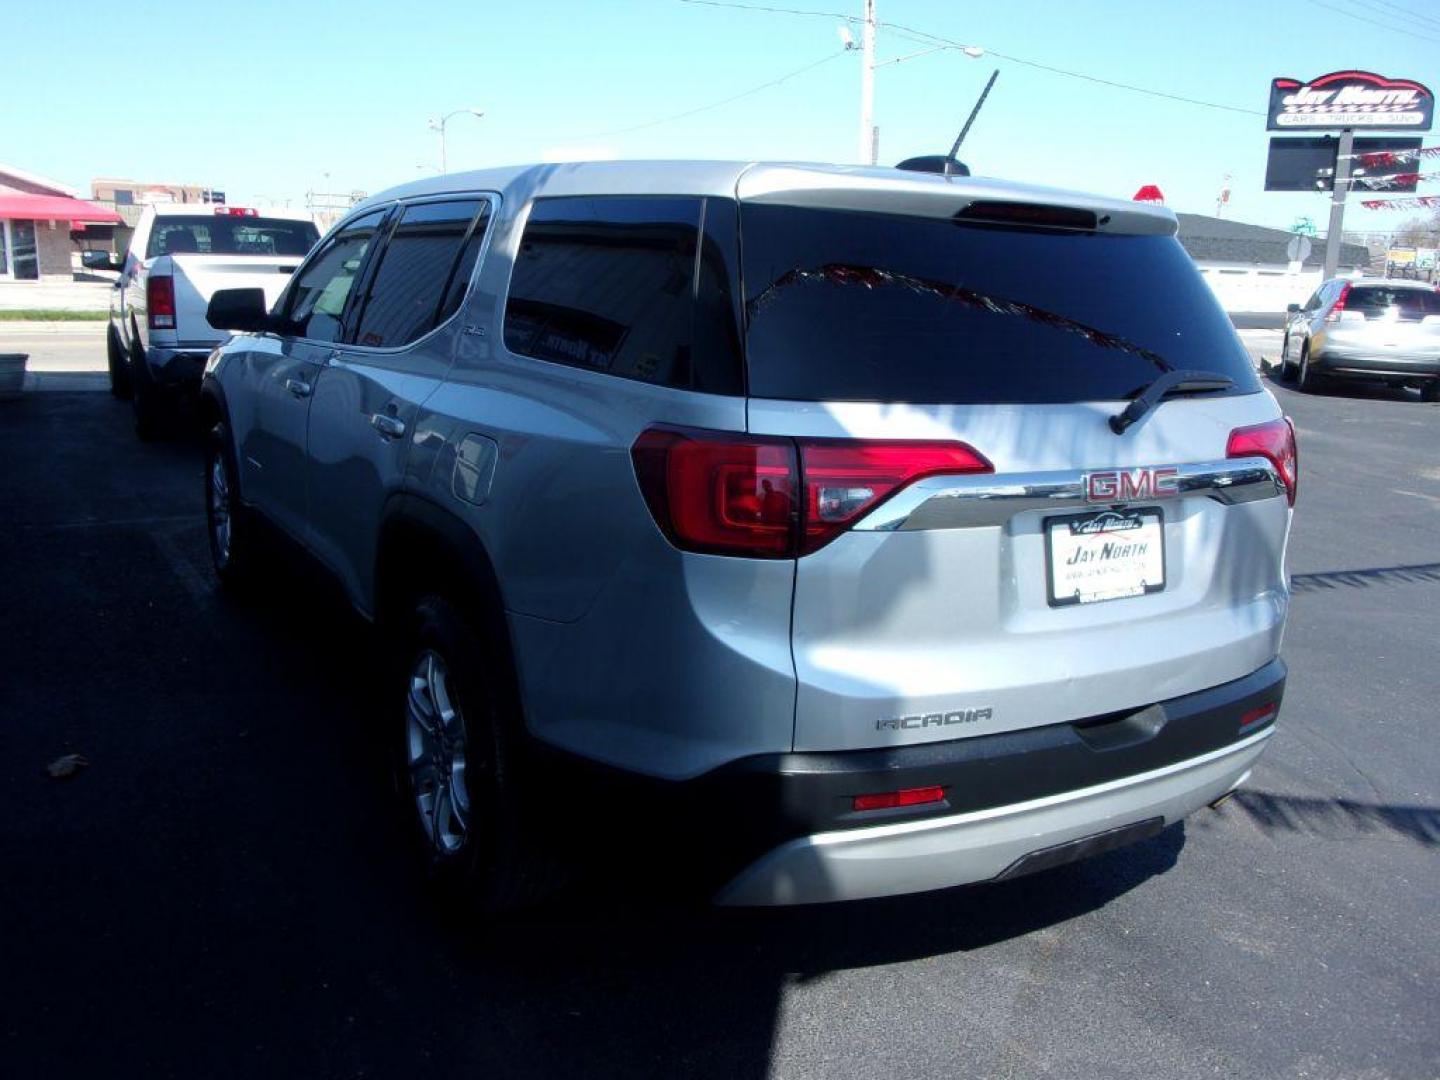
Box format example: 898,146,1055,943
1323,281,1353,323
631,427,993,558
147,275,176,331
798,441,992,554
1227,417,1298,506
215,206,258,217
632,428,799,557
853,786,946,812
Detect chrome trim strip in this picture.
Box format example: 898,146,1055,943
854,457,1284,532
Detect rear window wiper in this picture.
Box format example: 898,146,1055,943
1109,369,1236,434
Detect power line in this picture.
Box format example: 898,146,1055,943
1351,0,1440,30
1305,0,1440,43
878,20,1264,116
677,0,857,20
578,50,849,138
678,0,1265,116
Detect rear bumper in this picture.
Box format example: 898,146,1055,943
714,726,1270,904
1313,343,1440,379
144,344,215,387
536,659,1285,904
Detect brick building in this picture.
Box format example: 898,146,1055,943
0,163,122,281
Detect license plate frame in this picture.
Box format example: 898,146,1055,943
1044,507,1166,608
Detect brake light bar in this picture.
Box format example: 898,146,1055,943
215,207,258,217
631,426,992,558
146,274,176,331
1227,418,1298,506
954,200,1098,231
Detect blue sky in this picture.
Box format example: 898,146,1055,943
8,0,1438,234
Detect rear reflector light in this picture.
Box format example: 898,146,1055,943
853,786,946,812
1239,703,1278,730
1226,417,1298,506
147,275,176,331
631,427,992,558
215,207,258,216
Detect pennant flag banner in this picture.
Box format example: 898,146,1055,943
1349,145,1440,167
1359,195,1440,210
1350,172,1438,190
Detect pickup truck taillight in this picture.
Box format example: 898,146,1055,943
631,426,993,557
147,275,176,331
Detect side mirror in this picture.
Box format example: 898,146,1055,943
207,288,272,333
1286,303,1301,314
81,250,118,271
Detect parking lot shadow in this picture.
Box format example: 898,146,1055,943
1290,561,1440,595
0,393,1188,1078
1225,790,1440,848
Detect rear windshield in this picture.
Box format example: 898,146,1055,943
146,216,319,259
1344,286,1440,321
740,204,1260,403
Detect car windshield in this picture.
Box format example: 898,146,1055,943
739,204,1261,404
1345,287,1440,321
146,216,319,258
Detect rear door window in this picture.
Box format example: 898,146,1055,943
146,216,318,258
740,204,1261,404
352,199,489,348
503,195,742,394
1344,286,1440,321
281,209,388,344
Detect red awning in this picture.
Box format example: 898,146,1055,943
0,194,124,224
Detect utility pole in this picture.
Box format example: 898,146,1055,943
859,0,876,165
1322,128,1354,280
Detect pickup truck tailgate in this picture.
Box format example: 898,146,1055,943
167,254,302,344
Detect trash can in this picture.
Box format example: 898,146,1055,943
0,353,27,400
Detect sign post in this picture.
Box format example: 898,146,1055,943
1322,128,1354,281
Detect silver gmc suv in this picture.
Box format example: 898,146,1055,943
200,162,1296,909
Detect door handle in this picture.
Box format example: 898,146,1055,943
370,413,407,439
284,377,312,398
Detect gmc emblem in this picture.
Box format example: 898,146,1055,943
1086,466,1180,503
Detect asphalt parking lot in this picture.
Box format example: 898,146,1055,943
2,374,1437,1079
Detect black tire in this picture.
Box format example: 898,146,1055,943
205,423,261,588
396,594,559,913
130,345,169,441
1422,380,1440,404
1297,344,1324,394
107,328,132,400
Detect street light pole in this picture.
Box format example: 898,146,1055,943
429,108,485,175
847,3,983,167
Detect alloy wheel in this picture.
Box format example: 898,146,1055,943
406,649,472,857
208,455,232,569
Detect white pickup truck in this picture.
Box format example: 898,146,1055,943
107,204,320,438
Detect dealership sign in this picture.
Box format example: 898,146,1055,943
1267,70,1433,131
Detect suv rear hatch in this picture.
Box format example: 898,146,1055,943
1325,283,1440,362
735,176,1294,752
